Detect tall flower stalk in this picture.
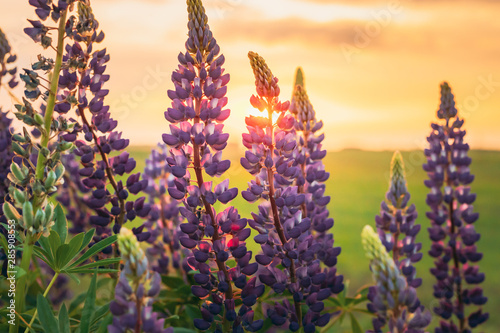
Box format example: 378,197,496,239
3,2,71,331
362,225,431,333
162,1,260,331
424,82,488,332
53,1,149,245
242,53,342,332
368,152,430,332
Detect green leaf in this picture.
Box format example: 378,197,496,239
79,229,96,252
58,232,85,269
79,273,97,333
69,234,117,268
38,236,55,265
96,313,113,333
90,303,110,327
48,230,61,254
36,294,59,333
349,313,363,333
67,258,120,271
58,304,70,333
53,204,68,244
161,276,185,288
33,246,54,268
68,292,87,315
0,232,8,255
65,268,118,274
173,329,198,333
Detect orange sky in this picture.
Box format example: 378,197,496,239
1,0,499,151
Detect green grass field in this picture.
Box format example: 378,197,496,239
129,146,499,332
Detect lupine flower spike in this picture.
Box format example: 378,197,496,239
54,1,149,246
362,225,431,333
142,143,186,275
424,82,488,332
163,1,261,331
242,53,343,332
369,152,430,332
289,67,342,272
109,227,171,333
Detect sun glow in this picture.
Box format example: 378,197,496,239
246,107,280,124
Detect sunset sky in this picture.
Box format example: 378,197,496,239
1,0,499,151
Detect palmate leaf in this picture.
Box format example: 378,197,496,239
349,313,364,333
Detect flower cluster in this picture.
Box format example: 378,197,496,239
0,27,18,90
289,67,342,272
375,151,422,287
109,227,171,333
369,151,429,332
52,2,149,243
141,143,186,274
362,225,431,332
242,53,343,332
424,82,488,332
162,1,261,331
0,27,17,213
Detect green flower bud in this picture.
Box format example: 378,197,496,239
12,142,26,157
3,202,22,222
54,162,65,179
45,170,56,189
12,134,27,143
34,113,44,126
34,208,45,230
11,163,25,182
22,201,34,228
13,189,26,206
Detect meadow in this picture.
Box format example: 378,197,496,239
128,146,500,332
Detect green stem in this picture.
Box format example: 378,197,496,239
34,10,67,184
10,236,33,333
24,272,60,333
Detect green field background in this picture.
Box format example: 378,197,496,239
129,146,499,332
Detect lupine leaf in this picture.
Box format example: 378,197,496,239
349,313,363,333
70,234,116,268
78,229,96,253
53,204,68,244
79,273,97,333
68,292,87,315
36,294,59,333
58,304,70,333
96,313,113,333
90,303,110,328
48,230,61,254
58,232,85,268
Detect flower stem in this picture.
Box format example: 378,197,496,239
10,235,33,333
33,10,67,185
24,272,60,333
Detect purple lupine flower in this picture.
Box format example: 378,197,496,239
53,2,149,244
375,152,422,287
163,1,261,331
362,225,431,333
424,82,488,332
242,53,343,332
141,143,188,275
368,152,430,332
289,67,343,293
0,28,18,90
109,228,172,333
